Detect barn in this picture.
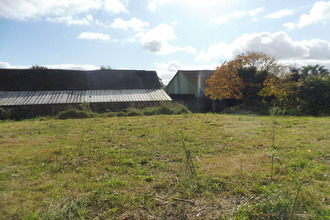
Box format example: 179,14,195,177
0,68,171,118
165,70,236,112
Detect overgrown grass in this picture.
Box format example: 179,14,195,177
56,109,93,119
0,114,329,219
57,102,191,119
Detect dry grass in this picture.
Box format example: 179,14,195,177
0,114,329,219
200,152,270,177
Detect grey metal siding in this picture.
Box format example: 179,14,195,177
0,89,171,106
166,73,205,98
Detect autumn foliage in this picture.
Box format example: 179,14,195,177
205,51,330,115
205,52,285,101
205,60,244,100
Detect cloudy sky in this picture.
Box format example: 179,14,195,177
1,0,330,84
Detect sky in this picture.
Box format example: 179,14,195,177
0,0,330,84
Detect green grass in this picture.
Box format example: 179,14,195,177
0,114,329,219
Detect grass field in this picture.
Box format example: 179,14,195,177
0,114,329,219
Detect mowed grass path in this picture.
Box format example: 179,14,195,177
0,114,329,219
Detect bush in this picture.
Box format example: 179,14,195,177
142,103,190,116
104,111,117,117
56,109,91,119
142,108,160,116
55,102,191,119
158,106,175,115
173,104,191,114
297,75,330,116
79,102,92,112
116,111,126,117
0,107,11,120
126,109,143,116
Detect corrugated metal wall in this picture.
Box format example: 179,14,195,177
0,89,171,106
165,72,204,98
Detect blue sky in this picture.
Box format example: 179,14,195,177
0,0,330,84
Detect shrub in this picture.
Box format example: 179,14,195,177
142,108,160,116
158,106,175,115
116,111,126,117
173,105,191,114
126,109,143,116
142,103,190,116
0,107,11,120
104,111,117,117
56,109,91,119
79,102,92,112
169,102,191,114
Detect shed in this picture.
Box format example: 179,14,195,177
165,70,235,112
0,69,171,118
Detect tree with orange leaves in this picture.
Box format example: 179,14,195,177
205,60,244,100
205,52,285,104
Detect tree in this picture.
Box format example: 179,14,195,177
30,65,48,69
100,65,112,70
300,64,329,79
259,75,297,108
297,66,330,115
205,60,244,100
288,66,300,82
205,52,285,104
205,52,330,115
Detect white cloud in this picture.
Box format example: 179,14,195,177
297,1,330,27
264,9,294,19
148,0,239,13
46,15,93,25
283,22,296,30
278,59,330,70
148,0,175,12
111,17,149,32
0,0,127,21
0,62,99,70
211,8,263,24
197,42,234,60
0,0,101,20
77,32,110,41
46,64,99,70
284,1,330,29
138,24,197,55
104,0,128,14
248,8,264,17
0,62,30,69
197,31,330,62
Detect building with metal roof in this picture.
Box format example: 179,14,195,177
0,69,171,118
165,70,237,112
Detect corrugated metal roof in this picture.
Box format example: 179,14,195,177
0,69,162,91
0,89,171,106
